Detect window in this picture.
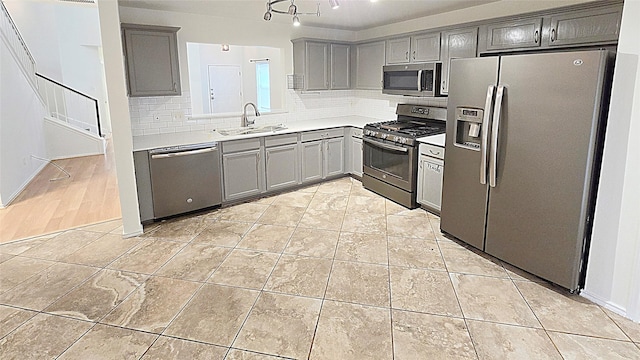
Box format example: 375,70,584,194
255,61,271,112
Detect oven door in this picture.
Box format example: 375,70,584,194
363,137,416,191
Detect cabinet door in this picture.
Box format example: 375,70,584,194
301,140,323,183
331,44,350,89
325,137,345,178
482,18,542,52
386,37,411,64
440,27,478,95
266,144,300,191
122,25,181,97
417,155,444,212
306,42,330,90
412,33,440,62
351,137,363,177
547,6,622,47
222,149,264,201
356,42,385,89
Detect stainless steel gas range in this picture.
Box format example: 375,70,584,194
363,104,446,209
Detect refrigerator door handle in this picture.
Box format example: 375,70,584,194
489,85,505,188
480,85,495,185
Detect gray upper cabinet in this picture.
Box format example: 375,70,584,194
330,44,351,90
355,41,385,90
306,41,330,90
412,33,441,62
546,5,622,47
386,37,411,64
480,17,543,52
122,24,181,97
386,33,440,64
440,27,478,95
292,39,351,91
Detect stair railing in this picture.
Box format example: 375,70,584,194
36,73,102,137
0,0,37,88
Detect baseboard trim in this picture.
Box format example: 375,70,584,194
581,290,629,318
0,161,48,208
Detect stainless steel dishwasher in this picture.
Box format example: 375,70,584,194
149,142,222,219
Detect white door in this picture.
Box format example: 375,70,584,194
208,65,242,114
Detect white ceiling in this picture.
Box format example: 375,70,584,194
118,0,500,31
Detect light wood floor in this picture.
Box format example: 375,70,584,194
0,139,121,243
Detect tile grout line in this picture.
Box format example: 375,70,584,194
384,198,396,360
220,186,317,358
306,180,350,360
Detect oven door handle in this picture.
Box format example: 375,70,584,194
364,138,409,153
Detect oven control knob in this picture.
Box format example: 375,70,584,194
381,134,388,139
398,137,405,144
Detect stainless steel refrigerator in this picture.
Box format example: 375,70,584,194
440,50,613,291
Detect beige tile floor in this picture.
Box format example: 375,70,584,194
1,177,639,359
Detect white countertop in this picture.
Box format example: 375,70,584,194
132,115,377,151
417,133,446,147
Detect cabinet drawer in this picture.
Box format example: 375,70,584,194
221,138,261,153
350,127,363,138
301,128,344,142
265,133,298,147
420,144,445,160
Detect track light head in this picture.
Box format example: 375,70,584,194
288,3,297,15
263,11,272,21
292,15,301,26
329,0,339,9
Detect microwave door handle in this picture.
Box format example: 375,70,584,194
480,85,495,185
489,85,505,188
417,69,423,91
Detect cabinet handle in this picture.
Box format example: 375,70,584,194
534,30,539,44
405,51,409,60
173,82,177,92
550,28,556,42
256,152,260,175
412,51,416,60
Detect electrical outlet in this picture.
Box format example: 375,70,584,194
173,110,185,121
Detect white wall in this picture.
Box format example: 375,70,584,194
96,0,142,237
0,37,47,207
584,0,640,321
4,0,111,136
118,6,356,92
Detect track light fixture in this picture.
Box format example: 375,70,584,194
263,0,327,26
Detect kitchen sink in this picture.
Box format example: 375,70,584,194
216,124,288,136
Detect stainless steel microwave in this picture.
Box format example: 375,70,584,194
382,63,442,97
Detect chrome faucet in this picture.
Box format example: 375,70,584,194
241,102,260,127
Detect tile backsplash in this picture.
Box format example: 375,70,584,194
128,90,448,136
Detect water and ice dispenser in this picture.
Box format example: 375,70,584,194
454,107,484,150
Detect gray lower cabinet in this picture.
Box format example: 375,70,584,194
300,129,345,183
133,150,154,222
325,137,345,177
266,143,300,191
222,138,265,201
301,140,324,183
417,144,445,213
440,26,478,95
350,137,363,177
122,23,181,97
355,41,385,90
